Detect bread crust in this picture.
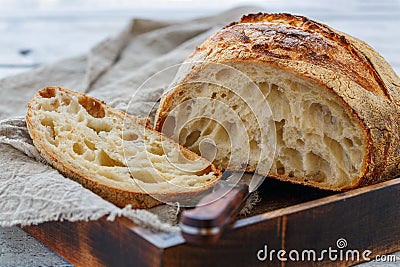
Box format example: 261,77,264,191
27,86,221,208
155,13,400,190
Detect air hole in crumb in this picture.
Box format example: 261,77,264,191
296,139,305,146
178,127,189,145
161,116,176,138
178,148,195,163
84,139,96,150
249,140,259,151
199,138,217,162
271,84,279,91
305,152,329,182
83,152,95,162
61,97,71,106
41,118,55,140
41,117,53,127
258,82,270,96
275,119,285,144
73,143,85,155
288,171,294,177
276,161,285,175
60,125,72,132
147,145,164,156
323,135,344,163
344,137,354,148
353,137,362,146
310,171,327,182
249,140,260,160
98,150,126,167
87,120,111,134
221,93,227,98
67,101,80,114
211,92,217,99
184,130,201,147
201,120,215,136
78,96,105,118
77,113,85,123
123,132,139,141
215,68,233,81
39,87,56,98
50,99,60,109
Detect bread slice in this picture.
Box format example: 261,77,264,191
26,86,221,208
155,13,400,191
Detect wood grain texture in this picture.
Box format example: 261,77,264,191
24,218,162,267
23,178,400,267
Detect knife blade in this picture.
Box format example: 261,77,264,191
179,171,266,244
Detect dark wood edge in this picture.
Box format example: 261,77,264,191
22,217,164,267
21,178,400,267
142,178,400,248
162,178,400,266
233,178,400,229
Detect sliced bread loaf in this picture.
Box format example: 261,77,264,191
26,86,221,208
155,13,400,191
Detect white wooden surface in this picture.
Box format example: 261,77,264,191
0,0,399,266
0,0,399,79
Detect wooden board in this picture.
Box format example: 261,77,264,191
22,177,400,267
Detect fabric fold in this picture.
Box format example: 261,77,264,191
83,19,174,92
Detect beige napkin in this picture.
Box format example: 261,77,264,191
0,6,263,231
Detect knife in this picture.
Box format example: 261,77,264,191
179,171,266,244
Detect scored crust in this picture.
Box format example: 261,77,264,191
155,13,400,191
26,86,221,208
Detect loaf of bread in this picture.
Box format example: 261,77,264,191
26,86,221,208
155,13,400,191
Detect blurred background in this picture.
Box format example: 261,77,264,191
0,0,399,79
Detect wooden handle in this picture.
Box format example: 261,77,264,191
180,183,249,245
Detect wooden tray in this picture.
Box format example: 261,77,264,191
22,178,400,267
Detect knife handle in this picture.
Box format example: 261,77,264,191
180,183,249,245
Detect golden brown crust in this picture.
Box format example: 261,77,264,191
27,86,221,208
155,13,400,191
208,13,389,99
